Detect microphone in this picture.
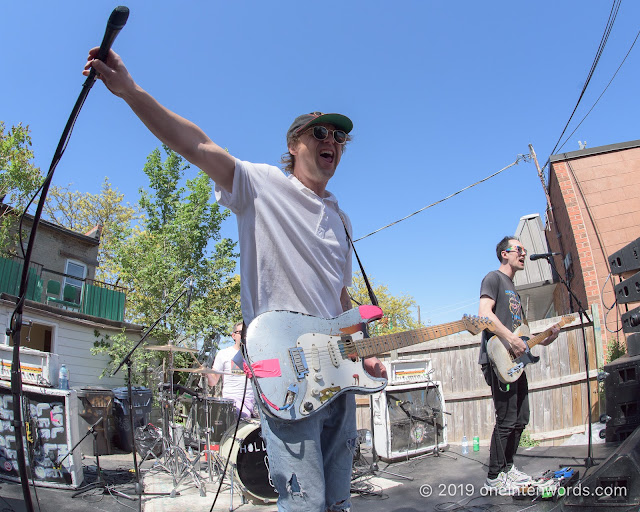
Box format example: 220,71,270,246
529,252,561,261
88,6,130,79
185,277,194,309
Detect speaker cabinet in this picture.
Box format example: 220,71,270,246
371,381,447,461
0,380,83,488
604,354,640,443
561,425,640,510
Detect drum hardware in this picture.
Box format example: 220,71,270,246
145,344,198,354
148,355,208,497
174,367,228,375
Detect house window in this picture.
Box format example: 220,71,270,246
7,321,54,353
64,260,86,304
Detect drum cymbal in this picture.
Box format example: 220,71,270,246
174,367,229,375
145,344,198,353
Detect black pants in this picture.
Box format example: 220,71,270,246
482,364,530,479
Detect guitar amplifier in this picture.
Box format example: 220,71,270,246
388,358,432,385
0,380,83,488
372,381,448,461
0,345,60,387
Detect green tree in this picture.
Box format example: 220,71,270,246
348,272,420,337
43,178,141,282
0,122,44,252
92,146,240,383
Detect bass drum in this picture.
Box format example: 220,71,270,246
219,419,278,504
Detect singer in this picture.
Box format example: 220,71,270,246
477,236,559,493
83,49,386,512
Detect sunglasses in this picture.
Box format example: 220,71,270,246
505,246,527,256
305,125,348,145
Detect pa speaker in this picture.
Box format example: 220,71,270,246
604,354,640,442
561,425,640,510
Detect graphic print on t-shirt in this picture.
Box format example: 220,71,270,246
505,290,522,331
230,359,245,376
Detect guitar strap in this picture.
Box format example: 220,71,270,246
339,214,379,307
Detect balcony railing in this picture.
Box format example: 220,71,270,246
0,254,126,322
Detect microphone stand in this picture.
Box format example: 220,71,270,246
420,408,456,461
62,417,135,500
111,279,191,510
7,10,130,511
545,256,599,470
364,395,413,481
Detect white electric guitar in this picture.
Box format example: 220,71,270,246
243,305,493,421
486,315,575,384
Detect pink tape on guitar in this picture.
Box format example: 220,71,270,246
243,359,282,378
358,305,383,321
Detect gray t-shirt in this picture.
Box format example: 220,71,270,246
478,270,524,365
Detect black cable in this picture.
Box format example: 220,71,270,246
208,361,249,512
547,0,621,159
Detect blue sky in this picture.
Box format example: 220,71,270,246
3,1,639,328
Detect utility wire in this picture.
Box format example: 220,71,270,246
555,24,640,155
547,0,621,159
354,155,529,242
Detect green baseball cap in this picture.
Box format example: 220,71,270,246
287,111,353,142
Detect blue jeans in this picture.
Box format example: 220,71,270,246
260,393,358,512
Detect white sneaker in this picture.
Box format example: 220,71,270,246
506,465,532,485
483,472,519,495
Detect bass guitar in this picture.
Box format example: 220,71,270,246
243,305,493,421
486,315,575,384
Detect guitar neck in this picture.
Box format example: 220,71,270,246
357,319,469,357
523,316,571,349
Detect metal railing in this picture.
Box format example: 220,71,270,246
0,254,127,322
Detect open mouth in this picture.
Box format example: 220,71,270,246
319,149,334,163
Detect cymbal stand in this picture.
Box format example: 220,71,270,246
201,378,216,481
162,360,207,497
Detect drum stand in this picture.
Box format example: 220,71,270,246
156,361,207,497
200,379,219,482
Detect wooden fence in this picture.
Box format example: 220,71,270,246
356,306,603,447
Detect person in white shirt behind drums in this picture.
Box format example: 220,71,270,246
206,321,255,419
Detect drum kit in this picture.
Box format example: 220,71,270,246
142,342,277,504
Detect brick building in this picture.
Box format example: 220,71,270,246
546,139,640,356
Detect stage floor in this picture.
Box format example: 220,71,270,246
0,433,632,512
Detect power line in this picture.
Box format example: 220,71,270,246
547,0,621,159
555,25,640,155
354,154,529,242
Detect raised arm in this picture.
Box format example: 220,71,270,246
84,48,236,192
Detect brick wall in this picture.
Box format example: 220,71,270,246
547,144,640,357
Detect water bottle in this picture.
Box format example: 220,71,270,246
365,430,372,448
58,364,69,390
461,435,469,455
473,436,480,452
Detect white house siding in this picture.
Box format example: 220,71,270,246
52,320,127,389
1,298,148,390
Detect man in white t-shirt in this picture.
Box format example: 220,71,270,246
206,321,255,418
86,49,387,512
